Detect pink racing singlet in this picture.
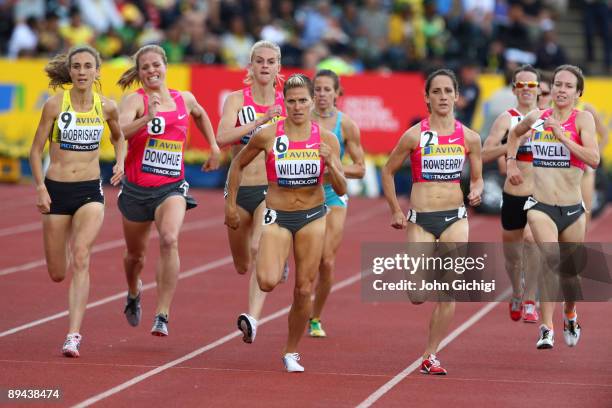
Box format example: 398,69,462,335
410,118,467,183
125,89,189,187
236,87,286,145
266,120,325,188
507,108,532,163
531,109,585,170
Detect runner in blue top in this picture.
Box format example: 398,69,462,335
309,69,365,337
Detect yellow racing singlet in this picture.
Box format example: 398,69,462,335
50,91,105,151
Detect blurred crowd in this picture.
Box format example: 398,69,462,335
2,0,610,75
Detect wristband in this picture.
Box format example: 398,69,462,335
506,156,517,161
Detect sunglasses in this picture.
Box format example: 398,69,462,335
514,81,539,89
540,91,551,96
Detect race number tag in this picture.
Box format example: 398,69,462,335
420,130,438,147
263,208,277,225
148,117,166,135
238,106,257,125
273,135,289,156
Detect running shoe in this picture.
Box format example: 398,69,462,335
151,313,169,336
308,318,327,338
509,297,522,321
237,313,257,343
522,300,538,323
563,317,581,347
420,354,447,375
62,333,82,358
536,325,554,349
124,280,142,327
283,353,304,372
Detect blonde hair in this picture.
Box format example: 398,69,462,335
243,40,283,87
117,45,168,90
45,46,102,90
283,73,313,97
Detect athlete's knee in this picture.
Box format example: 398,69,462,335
48,267,66,282
258,276,276,292
124,251,146,269
159,231,179,251
71,245,91,272
234,259,250,275
319,256,335,276
294,281,314,302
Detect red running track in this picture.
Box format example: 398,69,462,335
0,184,610,407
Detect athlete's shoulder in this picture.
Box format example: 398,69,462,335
462,125,481,143
223,89,245,108
42,92,63,116
576,108,595,124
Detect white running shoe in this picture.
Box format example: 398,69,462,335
563,317,581,347
283,353,304,372
237,313,257,343
62,333,82,357
536,325,554,349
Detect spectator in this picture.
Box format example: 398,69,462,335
38,11,64,56
0,1,15,55
161,21,187,63
358,0,390,67
14,0,45,21
220,14,254,68
456,62,481,127
583,0,610,73
76,0,123,33
535,26,568,70
59,7,94,48
8,16,38,58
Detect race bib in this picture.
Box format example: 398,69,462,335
420,144,465,181
420,130,438,147
57,111,104,151
531,130,570,168
274,136,321,187
142,138,183,177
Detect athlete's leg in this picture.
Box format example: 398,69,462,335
581,169,595,226
559,214,586,318
153,195,187,317
227,205,254,275
522,224,539,303
122,218,153,297
248,202,268,319
256,223,292,293
42,214,72,282
67,202,105,333
502,228,525,300
285,217,326,354
312,206,347,320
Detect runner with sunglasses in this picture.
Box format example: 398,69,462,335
482,65,540,323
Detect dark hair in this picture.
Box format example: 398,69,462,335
512,64,540,85
44,46,102,90
425,69,458,95
283,73,314,97
117,45,168,90
538,70,553,87
552,64,584,96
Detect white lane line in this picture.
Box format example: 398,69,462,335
355,288,512,408
71,273,362,408
0,222,41,237
0,217,220,277
0,256,232,338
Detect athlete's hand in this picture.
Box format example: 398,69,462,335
467,189,481,207
319,142,332,164
36,185,51,214
257,105,282,126
391,210,407,229
224,205,240,230
202,146,221,172
147,92,161,119
544,117,563,138
110,161,124,186
507,160,523,185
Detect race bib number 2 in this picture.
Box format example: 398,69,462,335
420,130,438,147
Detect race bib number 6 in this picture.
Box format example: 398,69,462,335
263,208,277,225
273,135,289,156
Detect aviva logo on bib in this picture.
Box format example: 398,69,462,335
277,149,319,161
148,138,182,152
423,145,464,156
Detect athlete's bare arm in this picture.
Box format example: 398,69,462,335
482,112,510,163
216,91,281,147
118,92,156,139
341,116,365,178
548,110,599,168
506,110,541,185
224,126,274,229
381,125,420,229
102,97,125,186
320,128,347,196
583,103,609,154
182,91,221,171
464,127,483,206
29,94,61,213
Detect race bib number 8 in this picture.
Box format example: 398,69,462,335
420,130,438,147
148,117,166,135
